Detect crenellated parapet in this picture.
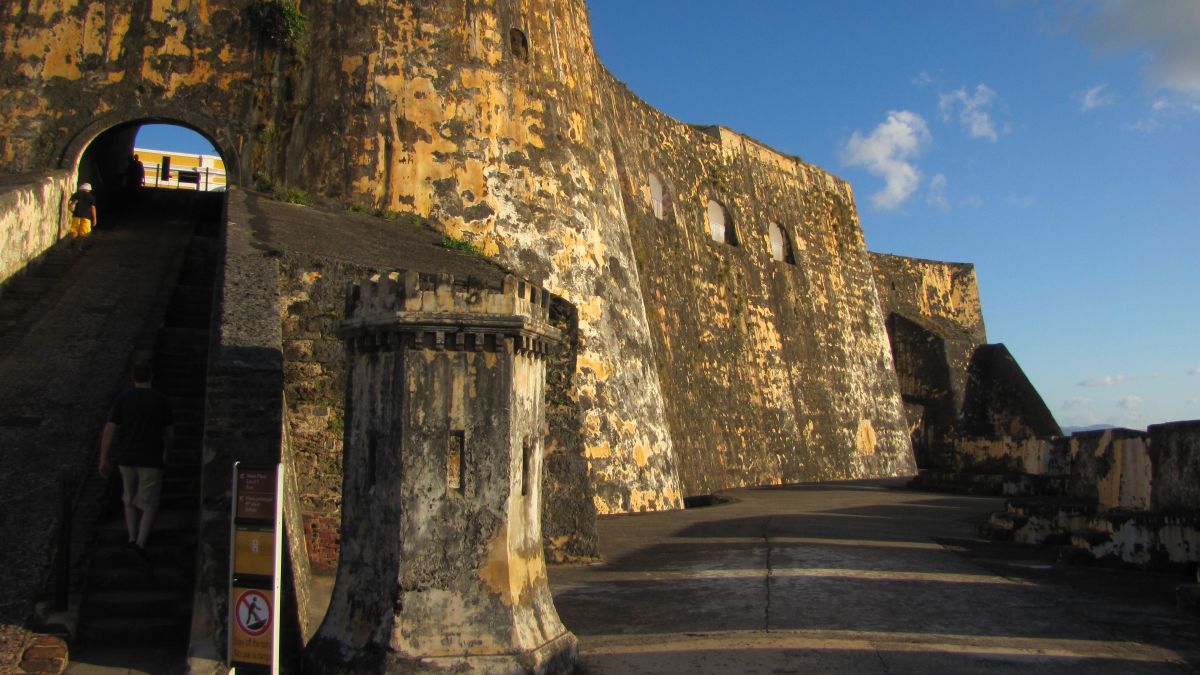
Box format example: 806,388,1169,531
338,271,560,357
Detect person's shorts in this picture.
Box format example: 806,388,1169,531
119,466,164,511
69,216,92,238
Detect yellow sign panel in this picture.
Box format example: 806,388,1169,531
234,528,276,577
231,587,273,666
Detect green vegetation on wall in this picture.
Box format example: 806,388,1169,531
249,0,308,49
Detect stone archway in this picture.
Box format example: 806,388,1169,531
60,107,238,187
58,111,236,221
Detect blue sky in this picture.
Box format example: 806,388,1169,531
137,2,1198,429
136,124,216,155
589,0,1200,430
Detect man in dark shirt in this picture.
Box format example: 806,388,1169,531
98,361,174,560
125,154,145,194
67,182,97,251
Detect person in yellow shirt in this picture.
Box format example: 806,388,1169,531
67,182,97,251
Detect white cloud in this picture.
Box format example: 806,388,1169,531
1081,0,1200,99
840,111,932,211
1062,396,1092,410
1006,195,1036,208
1059,397,1099,426
939,85,1002,141
926,173,949,210
961,195,984,209
1078,373,1127,387
913,71,935,87
1117,394,1145,427
1117,394,1143,410
1078,83,1115,111
1130,116,1161,133
1189,367,1200,376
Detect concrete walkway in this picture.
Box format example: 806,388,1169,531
551,479,1200,674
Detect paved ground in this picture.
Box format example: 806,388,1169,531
551,479,1200,674
60,479,1200,674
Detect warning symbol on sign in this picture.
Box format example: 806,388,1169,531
235,589,271,637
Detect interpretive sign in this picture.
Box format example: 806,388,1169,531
229,464,282,674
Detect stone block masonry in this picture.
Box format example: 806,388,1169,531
304,270,576,673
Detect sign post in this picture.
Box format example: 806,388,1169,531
228,464,283,673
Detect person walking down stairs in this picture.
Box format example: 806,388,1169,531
97,361,174,565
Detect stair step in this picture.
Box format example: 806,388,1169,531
99,509,198,538
79,616,187,648
158,327,209,347
158,372,208,388
168,396,203,412
170,440,201,455
95,527,198,550
76,228,215,659
89,541,197,570
82,589,190,619
164,316,211,330
88,564,192,592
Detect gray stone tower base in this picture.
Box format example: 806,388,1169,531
303,271,577,674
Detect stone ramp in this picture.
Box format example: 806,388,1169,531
0,209,200,671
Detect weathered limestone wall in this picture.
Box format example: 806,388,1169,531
606,97,914,494
0,172,71,288
0,2,252,176
872,252,986,408
1148,420,1200,512
270,0,682,515
872,254,985,467
1,0,924,512
960,344,1061,439
953,437,1067,476
1067,428,1152,511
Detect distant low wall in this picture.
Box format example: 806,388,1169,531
1067,428,1151,511
953,422,1200,513
1149,421,1200,512
953,437,1066,476
0,171,71,287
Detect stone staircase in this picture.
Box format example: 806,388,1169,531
75,232,215,650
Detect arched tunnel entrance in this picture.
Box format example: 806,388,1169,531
75,119,229,220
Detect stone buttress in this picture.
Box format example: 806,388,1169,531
303,270,576,673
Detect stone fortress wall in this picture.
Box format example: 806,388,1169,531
0,0,928,526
